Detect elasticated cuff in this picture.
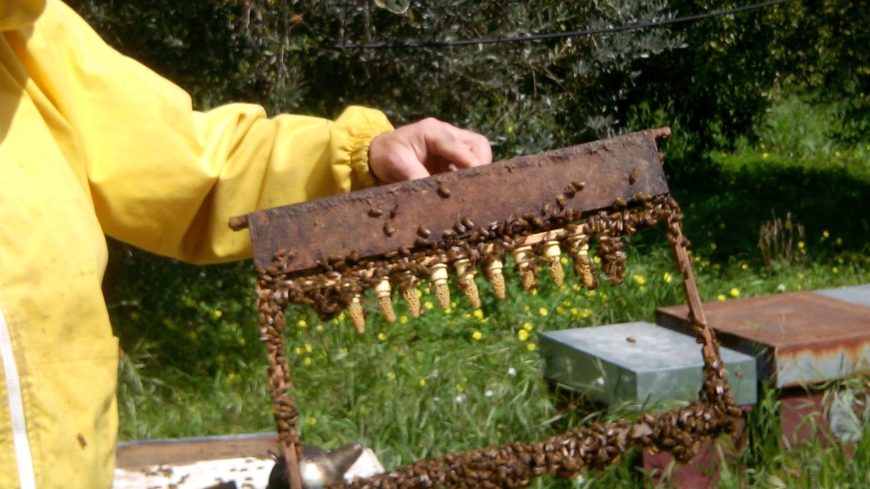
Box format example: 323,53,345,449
332,106,394,191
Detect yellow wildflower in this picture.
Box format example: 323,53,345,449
798,241,805,250
522,322,534,331
518,329,530,341
633,274,647,286
387,371,397,382
473,309,484,320
211,309,223,320
822,230,830,239
304,343,313,353
377,332,387,341
419,377,427,387
455,383,464,393
303,357,313,366
472,330,483,341
306,416,317,426
717,294,726,302
424,301,434,310
663,272,673,284
526,343,537,352
297,319,308,328
832,267,840,274
400,315,409,324
730,288,740,298
538,307,549,317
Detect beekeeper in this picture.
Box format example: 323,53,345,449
0,1,491,487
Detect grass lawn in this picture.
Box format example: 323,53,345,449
111,97,870,487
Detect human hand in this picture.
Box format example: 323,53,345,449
368,117,492,183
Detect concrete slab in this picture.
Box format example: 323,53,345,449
539,322,757,407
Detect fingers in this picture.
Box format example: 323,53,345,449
457,130,493,167
367,117,491,185
425,119,492,170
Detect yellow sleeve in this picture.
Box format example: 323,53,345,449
38,2,394,263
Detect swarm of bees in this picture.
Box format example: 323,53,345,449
251,189,741,489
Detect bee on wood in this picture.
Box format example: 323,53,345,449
383,223,396,237
437,184,452,198
368,208,383,217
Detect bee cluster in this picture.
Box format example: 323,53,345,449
252,191,741,489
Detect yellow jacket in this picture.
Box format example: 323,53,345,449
0,1,393,487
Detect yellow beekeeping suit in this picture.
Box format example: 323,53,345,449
0,1,393,487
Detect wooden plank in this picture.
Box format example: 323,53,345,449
116,433,279,468
235,128,671,272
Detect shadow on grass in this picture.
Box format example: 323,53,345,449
667,154,870,261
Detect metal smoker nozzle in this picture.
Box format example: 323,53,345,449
267,443,364,489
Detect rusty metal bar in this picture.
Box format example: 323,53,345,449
232,128,671,273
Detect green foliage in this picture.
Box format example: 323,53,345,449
103,244,263,377
60,1,870,485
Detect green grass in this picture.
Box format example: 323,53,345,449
112,96,870,487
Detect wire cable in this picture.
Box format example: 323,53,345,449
336,0,790,50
